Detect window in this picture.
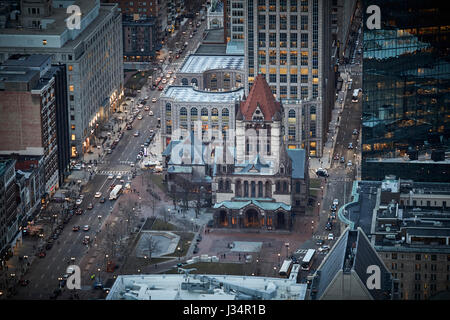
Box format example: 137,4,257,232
416,254,421,261
290,33,297,47
269,15,276,29
280,33,287,47
71,134,75,141
69,85,74,92
290,86,297,99
190,107,198,120
296,182,301,193
290,74,298,83
290,15,297,30
68,65,73,71
301,33,308,47
180,107,187,121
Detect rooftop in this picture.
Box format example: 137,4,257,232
195,44,227,55
162,86,244,103
179,54,244,74
106,274,307,300
239,74,281,121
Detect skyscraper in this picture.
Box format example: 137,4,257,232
244,0,336,157
361,0,450,182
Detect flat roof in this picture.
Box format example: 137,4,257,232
163,86,244,103
195,44,228,55
107,274,307,300
180,54,244,74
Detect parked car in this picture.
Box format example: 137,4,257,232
340,156,345,163
348,142,353,149
334,154,340,161
316,168,329,177
352,129,359,135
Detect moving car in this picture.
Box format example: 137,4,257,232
347,160,353,167
149,111,154,116
137,115,143,120
327,233,334,240
134,131,140,137
316,168,329,178
116,174,122,179
348,142,353,149
87,203,93,210
108,174,114,180
316,239,324,246
99,197,106,203
318,245,330,252
352,129,359,135
95,192,102,198
83,225,90,231
340,156,345,163
72,226,80,232
152,97,157,103
333,199,339,206
75,199,82,205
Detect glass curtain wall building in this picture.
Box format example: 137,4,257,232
362,0,450,182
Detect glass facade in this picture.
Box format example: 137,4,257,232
362,0,450,182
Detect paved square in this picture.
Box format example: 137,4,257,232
231,241,263,253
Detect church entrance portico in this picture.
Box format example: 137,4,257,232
244,208,260,228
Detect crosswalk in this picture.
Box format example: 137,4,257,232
97,170,131,176
119,160,135,165
313,235,328,240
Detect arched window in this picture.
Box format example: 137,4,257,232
244,181,249,197
283,181,288,193
265,181,272,198
190,107,198,120
181,78,188,85
191,78,198,87
225,179,230,191
236,180,242,197
201,108,209,121
210,74,217,90
222,108,229,122
218,179,223,191
180,107,187,121
258,181,263,197
288,109,296,120
251,181,256,197
166,103,171,117
276,181,281,192
224,73,231,89
211,108,219,123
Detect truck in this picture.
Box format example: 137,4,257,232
109,184,123,200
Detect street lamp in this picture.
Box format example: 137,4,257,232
277,253,280,265
177,246,181,260
285,243,290,258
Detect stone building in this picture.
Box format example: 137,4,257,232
212,74,309,230
177,54,245,91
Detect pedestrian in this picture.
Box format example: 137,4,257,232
224,253,226,259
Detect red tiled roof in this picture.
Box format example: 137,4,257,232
239,74,281,121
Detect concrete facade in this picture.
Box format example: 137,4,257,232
0,0,124,157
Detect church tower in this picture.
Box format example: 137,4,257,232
235,73,283,164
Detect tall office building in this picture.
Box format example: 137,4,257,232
0,0,124,157
244,0,335,157
361,0,450,182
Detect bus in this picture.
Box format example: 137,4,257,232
352,89,359,102
301,249,316,271
109,184,123,200
279,259,293,277
289,264,300,282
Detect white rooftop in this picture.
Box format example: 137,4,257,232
180,55,244,74
106,274,307,300
163,86,244,103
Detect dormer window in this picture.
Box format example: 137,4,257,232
253,104,264,121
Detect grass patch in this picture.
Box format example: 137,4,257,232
147,174,167,193
151,218,178,231
171,232,195,257
310,178,322,189
310,189,318,197
163,262,252,275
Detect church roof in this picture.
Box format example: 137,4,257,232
214,200,291,211
239,74,281,121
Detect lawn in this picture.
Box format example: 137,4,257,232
151,218,178,231
173,232,195,257
310,178,322,189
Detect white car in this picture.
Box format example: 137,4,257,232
161,78,167,84
144,96,149,100
75,199,82,205
166,74,171,79
83,225,90,231
318,245,331,252
94,192,102,198
134,131,140,137
137,115,143,120
152,98,157,103
333,199,339,206
108,174,114,180
327,233,334,240
347,160,353,167
116,174,122,179
149,111,154,116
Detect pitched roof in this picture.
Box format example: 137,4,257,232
239,74,281,121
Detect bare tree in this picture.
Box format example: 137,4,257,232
145,235,159,262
